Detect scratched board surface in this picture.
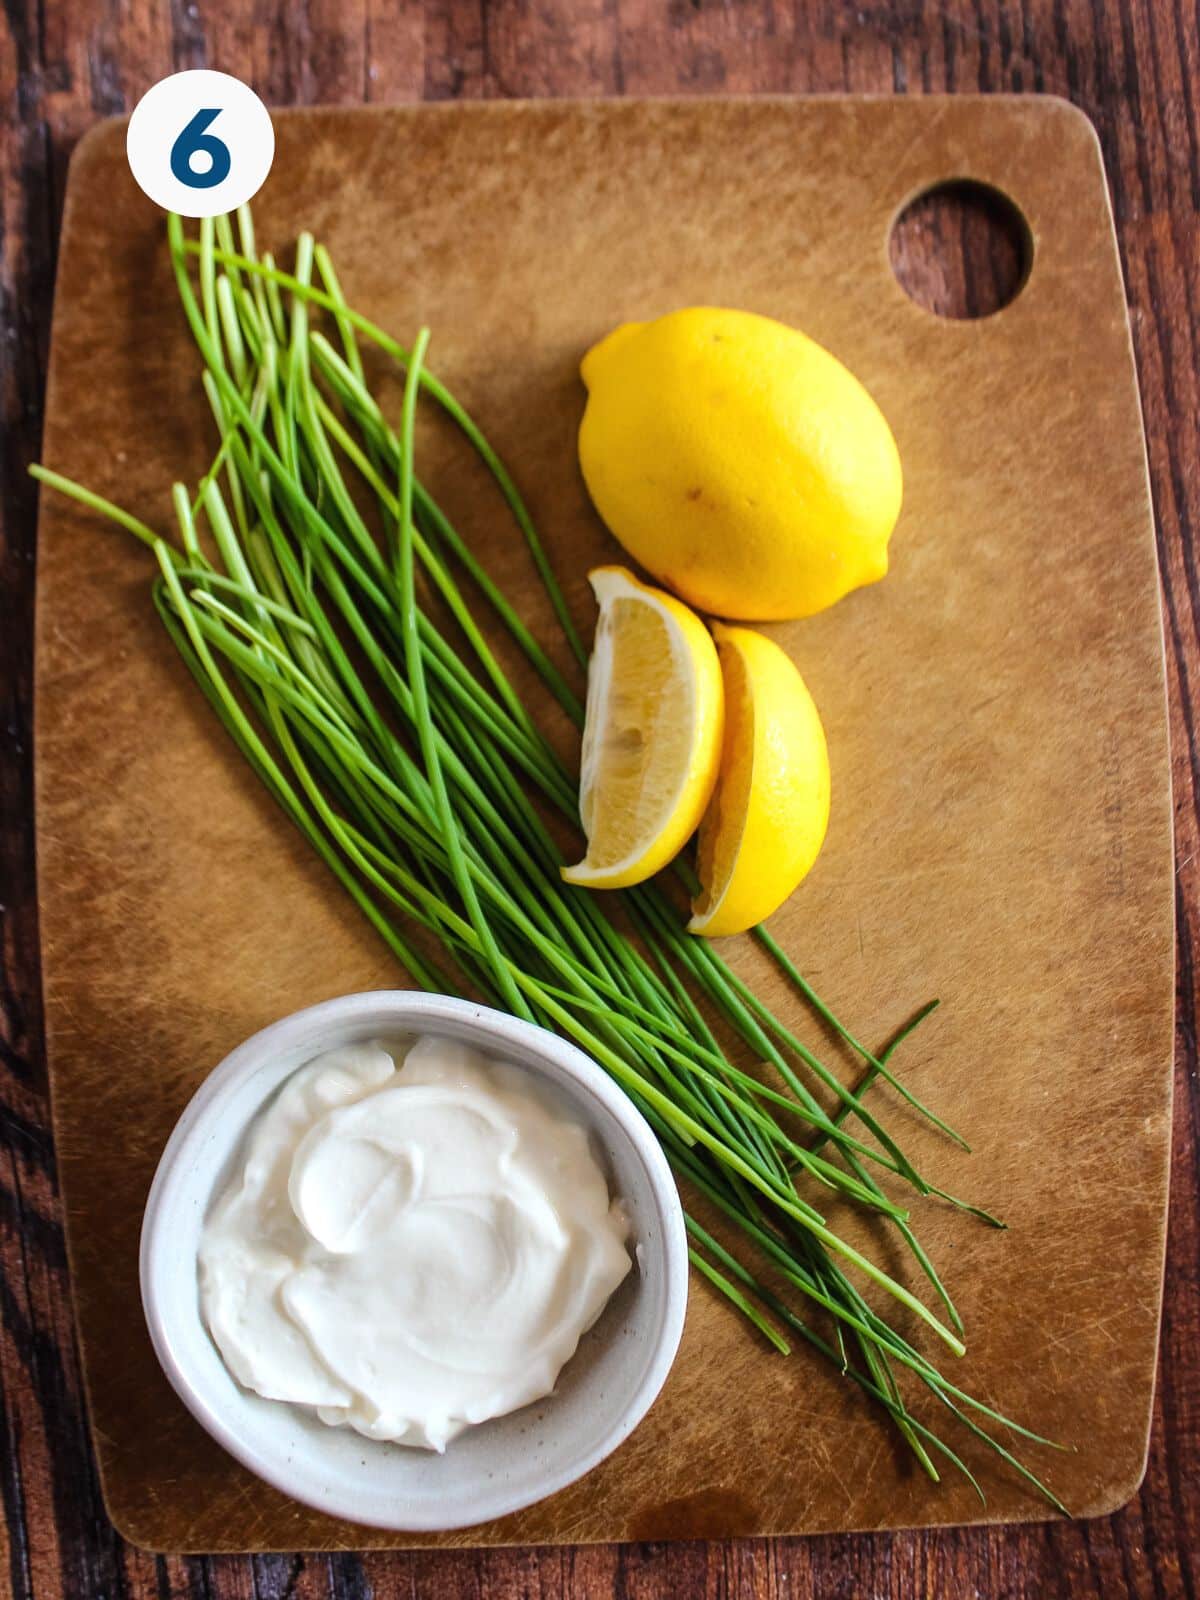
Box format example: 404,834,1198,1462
34,98,1172,1550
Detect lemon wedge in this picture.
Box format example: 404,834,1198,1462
689,624,830,937
562,566,723,890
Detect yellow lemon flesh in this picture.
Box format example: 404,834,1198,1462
562,566,723,890
689,625,830,937
578,307,902,621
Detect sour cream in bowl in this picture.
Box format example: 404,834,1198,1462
140,993,688,1532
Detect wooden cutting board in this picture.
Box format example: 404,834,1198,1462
34,96,1172,1552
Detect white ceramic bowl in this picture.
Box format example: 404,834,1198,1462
140,991,688,1532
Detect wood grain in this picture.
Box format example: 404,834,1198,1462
2,3,1198,1598
33,93,1174,1552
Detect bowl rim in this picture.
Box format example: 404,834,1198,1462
139,989,689,1531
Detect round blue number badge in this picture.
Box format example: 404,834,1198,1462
126,70,274,218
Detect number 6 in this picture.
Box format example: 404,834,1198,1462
170,108,232,190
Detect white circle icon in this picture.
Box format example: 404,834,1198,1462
126,70,274,219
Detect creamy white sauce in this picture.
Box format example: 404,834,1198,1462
199,1036,632,1451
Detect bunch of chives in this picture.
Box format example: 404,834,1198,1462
31,206,1063,1509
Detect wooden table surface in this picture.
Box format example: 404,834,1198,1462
2,3,1197,1597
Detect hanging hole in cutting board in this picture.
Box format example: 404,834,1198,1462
889,179,1032,319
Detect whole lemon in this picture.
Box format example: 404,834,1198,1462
577,308,902,621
